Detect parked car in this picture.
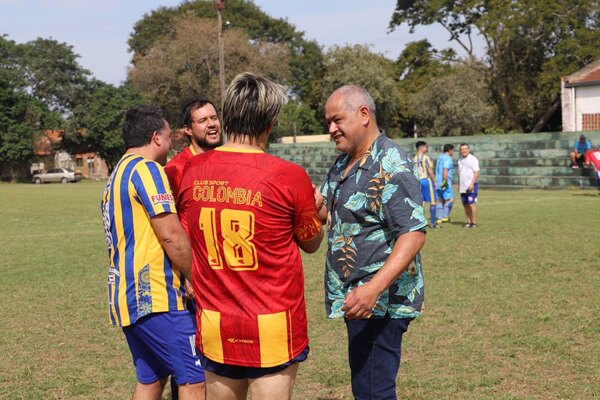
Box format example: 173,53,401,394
32,168,83,184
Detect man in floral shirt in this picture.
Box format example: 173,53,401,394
317,85,427,399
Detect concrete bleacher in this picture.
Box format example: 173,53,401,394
268,131,600,189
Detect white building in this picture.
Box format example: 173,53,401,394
562,59,600,132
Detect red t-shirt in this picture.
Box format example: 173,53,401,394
164,145,197,200
585,149,600,170
179,147,322,368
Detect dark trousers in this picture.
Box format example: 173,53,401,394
345,317,412,400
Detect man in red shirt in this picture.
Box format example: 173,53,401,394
179,72,323,400
164,98,222,400
585,148,600,194
165,98,222,200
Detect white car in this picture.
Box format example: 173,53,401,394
33,168,82,184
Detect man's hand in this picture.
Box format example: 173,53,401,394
185,280,195,302
313,184,325,211
342,283,380,320
313,184,327,224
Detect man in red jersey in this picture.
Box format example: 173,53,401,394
178,72,323,400
585,148,600,194
164,98,221,400
165,98,222,200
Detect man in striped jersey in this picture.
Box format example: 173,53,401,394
101,105,205,400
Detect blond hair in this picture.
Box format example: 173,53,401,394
223,72,286,143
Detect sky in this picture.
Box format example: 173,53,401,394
0,0,481,86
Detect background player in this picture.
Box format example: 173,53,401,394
458,143,480,228
435,144,455,223
101,105,204,399
178,72,323,400
414,141,440,228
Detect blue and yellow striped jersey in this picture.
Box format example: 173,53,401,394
414,154,433,180
101,153,186,327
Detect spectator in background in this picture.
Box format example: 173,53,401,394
414,141,440,228
570,134,592,169
458,143,480,228
435,144,455,223
584,148,600,194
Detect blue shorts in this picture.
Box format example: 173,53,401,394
460,183,479,205
419,178,437,203
199,346,309,380
437,186,454,201
123,311,205,385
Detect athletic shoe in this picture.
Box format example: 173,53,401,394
571,165,579,169
431,223,442,229
464,223,477,228
440,217,450,223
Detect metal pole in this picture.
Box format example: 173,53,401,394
215,1,226,113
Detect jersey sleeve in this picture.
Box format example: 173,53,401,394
442,157,452,170
291,167,322,242
132,160,176,217
472,156,480,172
383,168,427,237
164,160,181,199
425,155,432,169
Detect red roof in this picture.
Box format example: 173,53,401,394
564,59,600,85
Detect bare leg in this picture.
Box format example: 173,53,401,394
205,371,248,400
469,203,478,225
248,363,299,400
133,378,167,400
177,381,206,400
463,204,472,224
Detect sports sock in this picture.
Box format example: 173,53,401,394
430,205,437,226
444,202,453,219
436,203,444,220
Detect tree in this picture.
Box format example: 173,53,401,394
411,62,496,136
0,74,35,180
395,39,456,135
128,16,290,124
18,38,90,114
389,0,600,132
128,0,325,116
319,45,402,135
271,100,324,142
64,81,144,173
0,35,74,180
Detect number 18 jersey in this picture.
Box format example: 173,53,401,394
178,147,322,368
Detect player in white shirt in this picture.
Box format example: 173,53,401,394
458,143,480,228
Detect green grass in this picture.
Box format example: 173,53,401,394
0,182,598,399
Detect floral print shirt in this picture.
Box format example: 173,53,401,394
320,133,427,319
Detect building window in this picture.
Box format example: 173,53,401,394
582,113,600,131
76,158,84,167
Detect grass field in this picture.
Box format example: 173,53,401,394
0,181,598,399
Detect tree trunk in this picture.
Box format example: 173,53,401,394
531,98,560,133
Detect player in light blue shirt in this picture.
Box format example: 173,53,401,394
435,144,455,223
